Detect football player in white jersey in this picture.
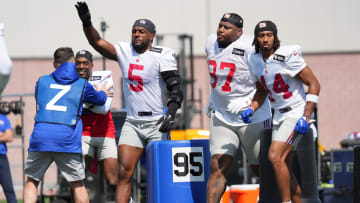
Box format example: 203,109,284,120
0,20,12,96
75,50,118,199
205,13,271,203
242,21,320,203
75,2,183,203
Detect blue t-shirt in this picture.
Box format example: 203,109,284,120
0,113,11,155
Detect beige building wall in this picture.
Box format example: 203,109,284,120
304,53,360,149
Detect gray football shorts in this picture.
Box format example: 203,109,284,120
24,151,85,182
210,116,271,165
118,119,168,148
82,136,118,160
272,117,303,149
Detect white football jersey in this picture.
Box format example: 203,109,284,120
114,42,177,121
205,34,271,126
85,70,113,114
248,45,307,124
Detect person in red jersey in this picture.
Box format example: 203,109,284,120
75,50,118,196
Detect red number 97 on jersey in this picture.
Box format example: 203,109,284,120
208,60,236,92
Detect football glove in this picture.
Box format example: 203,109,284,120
75,2,92,27
156,102,179,133
241,107,254,123
227,97,251,114
156,113,176,133
294,116,309,135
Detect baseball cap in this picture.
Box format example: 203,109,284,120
133,19,156,34
220,13,243,28
75,50,93,62
254,20,277,36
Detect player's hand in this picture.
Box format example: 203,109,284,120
205,102,214,118
227,97,252,114
156,113,175,133
75,2,92,26
294,116,309,135
83,102,94,109
241,107,253,123
95,81,114,97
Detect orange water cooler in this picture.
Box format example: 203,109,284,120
230,184,259,203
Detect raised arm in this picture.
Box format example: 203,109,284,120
75,2,117,61
0,20,12,95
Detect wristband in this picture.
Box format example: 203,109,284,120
306,94,319,103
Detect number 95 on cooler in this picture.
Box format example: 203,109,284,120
172,147,204,183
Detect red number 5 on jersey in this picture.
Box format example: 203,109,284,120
208,60,236,92
260,73,293,102
128,64,144,92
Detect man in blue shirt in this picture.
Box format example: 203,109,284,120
24,47,113,203
0,113,17,203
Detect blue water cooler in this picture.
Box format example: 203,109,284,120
146,139,210,203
